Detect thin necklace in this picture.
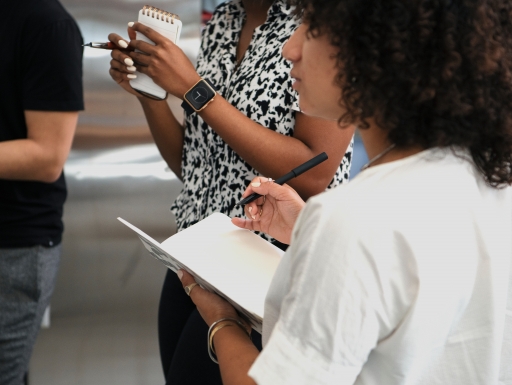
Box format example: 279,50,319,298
360,143,396,171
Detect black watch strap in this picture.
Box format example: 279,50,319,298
181,98,195,114
181,79,217,114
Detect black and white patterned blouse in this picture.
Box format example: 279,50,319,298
170,0,353,233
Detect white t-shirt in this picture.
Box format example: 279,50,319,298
249,147,512,385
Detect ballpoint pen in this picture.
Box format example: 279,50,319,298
236,152,329,206
82,42,117,50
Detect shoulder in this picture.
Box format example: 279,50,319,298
296,184,359,229
7,0,80,39
22,0,78,28
199,1,234,54
20,0,82,48
13,1,79,47
291,148,500,263
211,0,232,15
290,186,361,262
19,0,83,110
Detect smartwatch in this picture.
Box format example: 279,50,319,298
181,79,217,114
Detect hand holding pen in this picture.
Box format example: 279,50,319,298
231,177,305,246
103,28,145,95
104,22,200,99
84,38,139,88
237,152,328,206
231,153,328,245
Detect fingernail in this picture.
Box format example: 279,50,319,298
267,178,273,183
248,207,253,213
128,22,135,27
126,66,136,72
251,182,261,187
124,58,134,66
248,206,255,219
177,270,183,280
127,74,137,79
118,40,128,49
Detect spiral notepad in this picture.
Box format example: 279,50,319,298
129,5,182,100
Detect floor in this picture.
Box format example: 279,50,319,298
30,309,164,385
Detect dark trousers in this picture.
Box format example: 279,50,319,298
158,270,262,384
158,238,287,384
0,245,60,385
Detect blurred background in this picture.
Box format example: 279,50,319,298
29,1,368,384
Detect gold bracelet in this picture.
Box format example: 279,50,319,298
209,322,235,355
207,318,251,364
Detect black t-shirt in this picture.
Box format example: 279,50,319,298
0,0,84,247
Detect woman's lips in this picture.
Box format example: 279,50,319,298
291,78,301,91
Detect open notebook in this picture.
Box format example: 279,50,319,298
129,5,182,100
118,213,284,333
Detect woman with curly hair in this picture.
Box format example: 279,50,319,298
177,0,512,384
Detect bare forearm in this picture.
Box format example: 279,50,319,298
1,111,78,183
215,326,259,385
0,139,65,182
202,98,317,195
199,97,353,200
139,97,184,179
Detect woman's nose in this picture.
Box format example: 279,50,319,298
282,24,306,62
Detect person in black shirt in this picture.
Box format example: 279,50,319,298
0,0,83,383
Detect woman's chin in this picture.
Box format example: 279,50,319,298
299,104,340,122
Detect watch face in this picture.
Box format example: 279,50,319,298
185,80,215,111
192,87,208,103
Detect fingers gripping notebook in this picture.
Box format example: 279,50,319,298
129,5,182,100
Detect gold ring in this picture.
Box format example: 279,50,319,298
259,208,263,217
184,282,199,296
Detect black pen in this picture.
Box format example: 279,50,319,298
236,152,329,206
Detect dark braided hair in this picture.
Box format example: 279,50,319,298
290,0,512,187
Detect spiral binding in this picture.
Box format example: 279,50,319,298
142,5,179,24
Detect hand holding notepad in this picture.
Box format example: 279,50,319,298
129,5,182,100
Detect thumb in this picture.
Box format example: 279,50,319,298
177,269,195,287
231,216,262,232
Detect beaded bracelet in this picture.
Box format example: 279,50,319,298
207,317,251,364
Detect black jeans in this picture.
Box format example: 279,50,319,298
158,239,287,384
158,270,262,384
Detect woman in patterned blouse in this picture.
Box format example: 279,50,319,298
108,0,354,383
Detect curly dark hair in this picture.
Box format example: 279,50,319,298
290,0,512,187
